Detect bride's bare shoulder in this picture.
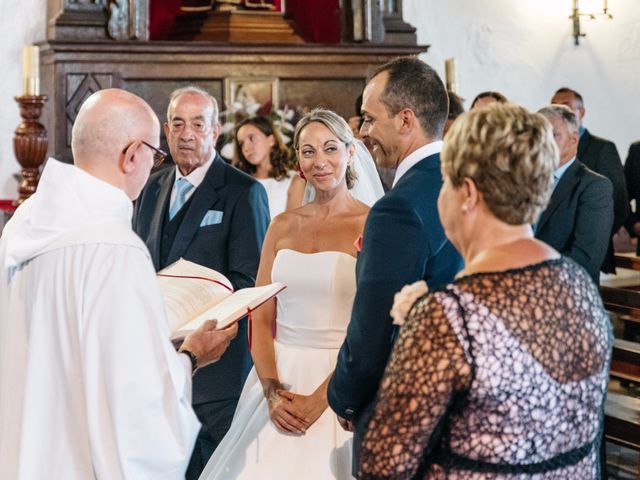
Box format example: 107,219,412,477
269,205,313,231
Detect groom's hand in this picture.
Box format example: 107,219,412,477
337,415,354,432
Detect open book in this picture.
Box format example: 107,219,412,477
158,258,285,340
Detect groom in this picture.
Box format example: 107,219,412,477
327,57,463,474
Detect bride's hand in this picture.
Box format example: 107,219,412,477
266,386,307,434
277,390,328,430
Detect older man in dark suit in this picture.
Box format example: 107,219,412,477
535,105,613,285
551,87,628,274
327,57,463,474
133,86,270,480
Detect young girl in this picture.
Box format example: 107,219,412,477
234,116,305,218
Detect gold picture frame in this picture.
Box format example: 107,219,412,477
225,77,279,115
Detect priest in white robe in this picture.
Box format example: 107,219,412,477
0,88,236,480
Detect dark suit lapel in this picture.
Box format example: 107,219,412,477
395,152,440,188
147,169,175,269
577,129,592,167
166,156,224,265
536,161,580,232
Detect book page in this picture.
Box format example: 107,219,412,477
157,258,234,332
173,282,286,338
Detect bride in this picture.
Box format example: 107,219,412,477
198,108,383,479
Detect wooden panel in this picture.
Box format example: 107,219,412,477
279,79,365,120
40,41,429,163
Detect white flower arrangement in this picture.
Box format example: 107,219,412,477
217,96,300,161
390,280,429,326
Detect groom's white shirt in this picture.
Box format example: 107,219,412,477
0,159,200,480
392,141,443,187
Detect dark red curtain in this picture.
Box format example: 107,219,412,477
149,0,339,42
286,0,340,43
149,0,183,39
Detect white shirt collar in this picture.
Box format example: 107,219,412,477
392,141,443,187
174,152,216,190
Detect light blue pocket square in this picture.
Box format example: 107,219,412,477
200,210,224,227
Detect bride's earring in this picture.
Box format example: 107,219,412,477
461,203,470,214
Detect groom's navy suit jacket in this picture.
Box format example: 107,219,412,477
133,155,269,434
327,152,463,470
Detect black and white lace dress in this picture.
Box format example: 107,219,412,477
359,258,612,479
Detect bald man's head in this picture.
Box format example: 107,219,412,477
72,89,159,165
71,89,161,199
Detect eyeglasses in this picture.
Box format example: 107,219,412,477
142,141,168,167
123,140,168,168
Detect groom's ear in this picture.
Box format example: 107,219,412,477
395,108,415,133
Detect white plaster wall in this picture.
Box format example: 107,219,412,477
0,0,47,198
1,0,639,198
406,0,640,162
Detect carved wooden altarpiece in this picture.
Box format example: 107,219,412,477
41,0,427,163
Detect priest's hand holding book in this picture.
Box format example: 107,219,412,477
157,258,285,375
179,319,238,373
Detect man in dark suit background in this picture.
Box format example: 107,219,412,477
624,141,640,251
133,86,270,480
535,105,613,284
551,87,628,274
327,57,463,473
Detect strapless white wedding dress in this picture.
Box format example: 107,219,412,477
199,249,356,480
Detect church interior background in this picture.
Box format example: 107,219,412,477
1,0,639,476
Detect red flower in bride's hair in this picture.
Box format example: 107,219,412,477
295,162,306,180
354,235,363,253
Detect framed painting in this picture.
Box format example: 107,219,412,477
224,77,279,116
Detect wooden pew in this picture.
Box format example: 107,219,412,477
610,338,640,385
605,392,640,458
613,254,640,272
605,339,640,454
604,340,640,477
600,259,640,476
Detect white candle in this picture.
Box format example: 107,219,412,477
22,45,40,96
445,57,456,93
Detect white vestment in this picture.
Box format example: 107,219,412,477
0,159,201,480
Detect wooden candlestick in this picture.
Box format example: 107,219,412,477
13,95,48,206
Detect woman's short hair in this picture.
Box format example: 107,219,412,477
442,102,558,225
234,116,292,181
293,108,358,189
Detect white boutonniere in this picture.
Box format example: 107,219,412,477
390,281,429,326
